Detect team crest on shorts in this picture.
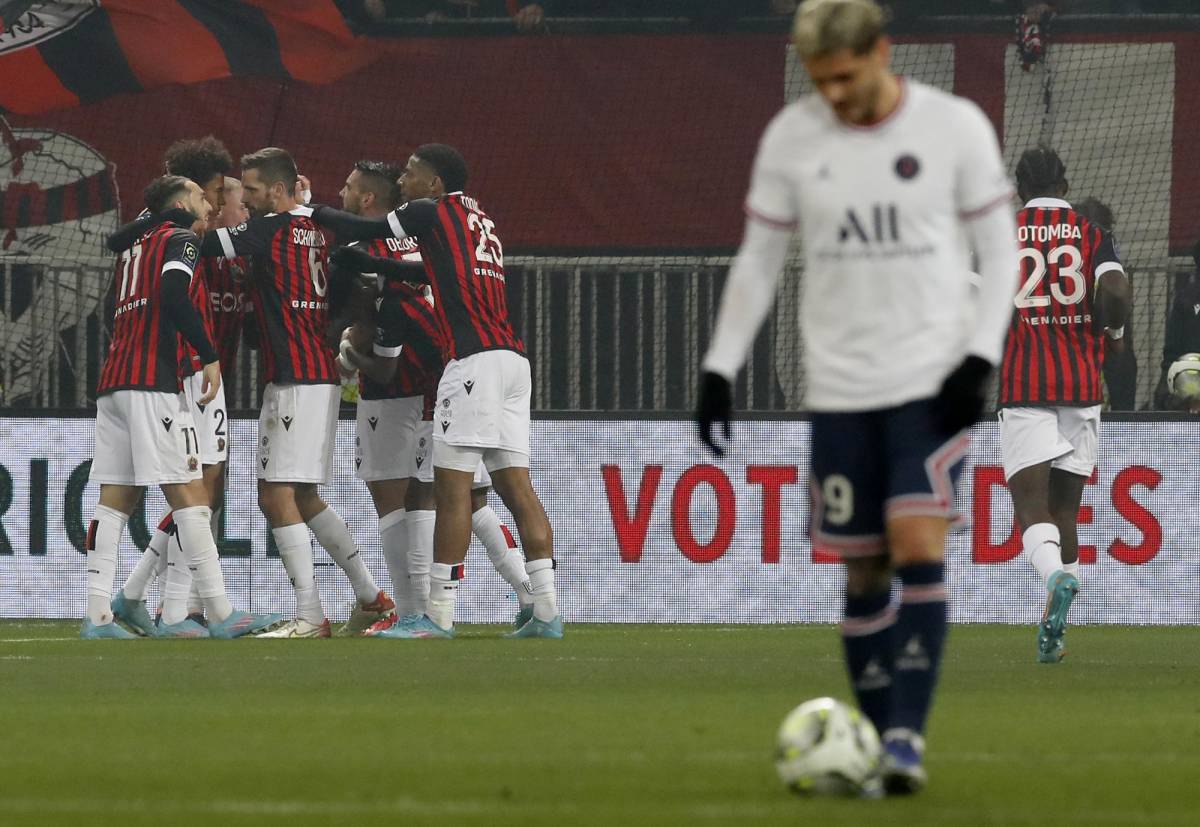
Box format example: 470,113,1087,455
217,437,225,452
895,154,920,180
188,456,198,472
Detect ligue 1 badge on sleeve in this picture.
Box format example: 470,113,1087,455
183,242,198,263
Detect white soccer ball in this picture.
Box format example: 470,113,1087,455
775,697,882,797
1168,353,1200,400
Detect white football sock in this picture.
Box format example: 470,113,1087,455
122,517,171,600
173,505,233,623
160,529,193,625
406,509,435,614
308,506,378,604
427,562,461,630
472,506,533,606
274,523,324,624
1062,560,1081,580
525,557,559,622
1023,522,1063,587
86,505,128,625
379,509,412,613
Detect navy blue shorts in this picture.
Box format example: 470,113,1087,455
809,397,970,559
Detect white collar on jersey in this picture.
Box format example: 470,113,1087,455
1024,197,1071,210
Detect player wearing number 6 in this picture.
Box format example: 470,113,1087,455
695,0,1019,794
999,147,1130,664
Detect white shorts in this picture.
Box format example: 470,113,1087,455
433,349,530,472
356,395,423,482
999,405,1101,481
182,371,228,465
90,390,201,487
411,418,492,487
258,382,339,484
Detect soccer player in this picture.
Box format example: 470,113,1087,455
84,175,280,640
998,148,1130,663
695,0,1018,793
309,144,561,639
332,160,534,631
111,137,235,635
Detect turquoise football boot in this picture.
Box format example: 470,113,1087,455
505,615,564,639
110,590,158,637
1038,571,1079,664
155,617,211,639
372,614,454,639
80,619,137,639
208,610,286,639
513,603,534,630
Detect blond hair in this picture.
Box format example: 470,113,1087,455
792,0,887,61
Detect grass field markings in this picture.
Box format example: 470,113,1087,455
0,637,78,643
0,796,583,817
0,655,33,660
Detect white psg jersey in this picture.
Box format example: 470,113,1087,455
745,80,1013,411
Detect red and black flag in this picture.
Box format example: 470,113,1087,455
0,0,376,115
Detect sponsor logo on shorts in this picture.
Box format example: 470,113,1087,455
197,402,206,413
368,416,378,431
261,457,269,469
464,380,475,395
161,417,173,432
281,415,293,431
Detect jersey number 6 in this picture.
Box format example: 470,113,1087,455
1014,244,1085,309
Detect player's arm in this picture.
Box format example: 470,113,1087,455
1091,229,1131,337
939,102,1020,433
329,245,429,284
106,208,196,253
311,199,439,243
159,232,221,403
697,122,796,455
201,215,273,258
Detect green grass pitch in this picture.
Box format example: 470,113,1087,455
1,622,1197,826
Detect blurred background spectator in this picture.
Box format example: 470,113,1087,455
1154,241,1200,411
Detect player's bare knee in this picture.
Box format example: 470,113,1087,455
886,517,948,567
470,486,489,512
845,555,891,597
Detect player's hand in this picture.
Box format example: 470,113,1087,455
514,3,544,30
331,245,377,275
295,174,312,204
933,355,992,435
199,361,222,405
696,371,733,456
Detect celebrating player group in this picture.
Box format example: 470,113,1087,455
697,0,1130,796
82,138,562,641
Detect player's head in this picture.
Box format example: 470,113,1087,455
240,146,299,216
1073,197,1114,233
163,135,233,214
341,160,403,216
218,175,249,228
792,0,891,125
145,174,211,233
402,143,468,201
1016,147,1068,202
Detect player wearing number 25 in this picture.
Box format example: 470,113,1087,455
998,148,1131,664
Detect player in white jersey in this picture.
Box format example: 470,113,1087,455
696,0,1018,795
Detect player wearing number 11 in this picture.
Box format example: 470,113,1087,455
999,147,1130,664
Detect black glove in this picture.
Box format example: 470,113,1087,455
696,371,733,456
933,355,993,435
330,245,378,274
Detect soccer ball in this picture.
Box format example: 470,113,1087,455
1168,353,1200,400
775,697,882,797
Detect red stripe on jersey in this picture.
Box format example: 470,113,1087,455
445,201,493,352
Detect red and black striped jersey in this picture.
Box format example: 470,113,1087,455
356,237,446,400
206,254,252,373
383,193,524,361
179,257,217,377
999,197,1124,406
97,223,200,395
206,207,338,385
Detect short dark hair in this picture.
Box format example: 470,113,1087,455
354,159,403,208
163,136,232,187
1016,146,1067,201
144,175,192,214
413,143,468,194
240,146,298,189
1073,197,1115,233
